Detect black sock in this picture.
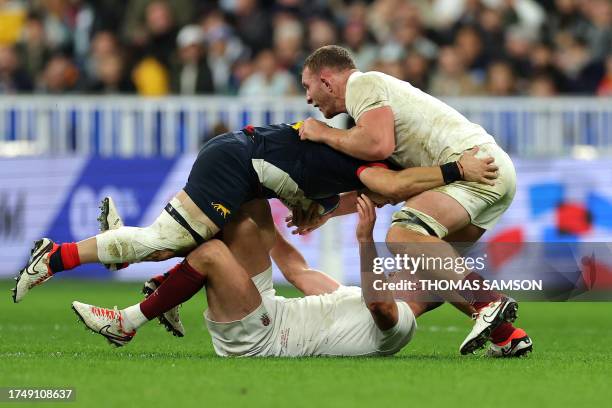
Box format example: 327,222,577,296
48,246,65,273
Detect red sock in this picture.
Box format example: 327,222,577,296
139,260,205,320
148,263,182,286
490,322,516,344
460,272,502,310
61,243,81,270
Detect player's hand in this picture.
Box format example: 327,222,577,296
356,194,376,242
299,118,329,142
286,202,331,235
458,146,499,186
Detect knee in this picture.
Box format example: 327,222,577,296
386,225,424,243
186,239,229,271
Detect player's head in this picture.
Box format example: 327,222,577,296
302,45,356,119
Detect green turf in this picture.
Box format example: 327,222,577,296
1,279,611,408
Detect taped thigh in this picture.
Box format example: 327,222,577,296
390,207,449,238
96,210,208,264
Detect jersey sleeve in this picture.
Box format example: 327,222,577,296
346,73,390,122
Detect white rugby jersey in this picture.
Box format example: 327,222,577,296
345,71,496,168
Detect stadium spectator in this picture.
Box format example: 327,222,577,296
342,19,377,72
85,31,120,84
504,27,535,79
454,25,489,81
132,56,169,96
403,51,431,91
201,10,246,94
384,3,437,61
239,49,295,97
136,0,178,67
273,16,306,81
485,60,517,96
581,0,612,61
37,54,79,93
430,46,481,96
529,74,558,96
230,0,272,54
0,44,32,93
38,0,78,54
308,17,338,52
14,12,49,85
597,55,612,96
477,7,506,61
0,0,27,45
170,25,214,95
528,42,567,92
122,0,194,46
86,54,134,94
556,35,603,93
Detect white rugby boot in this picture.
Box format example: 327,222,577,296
97,196,128,271
72,301,135,347
487,328,533,357
13,238,57,303
459,297,519,355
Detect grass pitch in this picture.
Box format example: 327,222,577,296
1,279,611,408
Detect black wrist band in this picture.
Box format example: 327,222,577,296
441,162,462,184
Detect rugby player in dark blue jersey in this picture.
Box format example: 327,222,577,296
13,121,497,324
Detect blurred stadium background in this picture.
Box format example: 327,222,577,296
1,0,611,284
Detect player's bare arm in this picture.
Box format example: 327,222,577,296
245,199,340,295
358,147,499,202
299,107,395,161
287,150,498,235
270,227,340,296
356,194,399,331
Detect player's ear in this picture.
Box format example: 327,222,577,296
319,68,334,92
320,76,332,92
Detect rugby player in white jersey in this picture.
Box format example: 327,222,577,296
72,196,528,357
298,45,531,356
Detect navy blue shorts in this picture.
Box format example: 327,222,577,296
183,131,259,229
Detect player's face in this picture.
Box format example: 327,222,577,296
302,67,336,119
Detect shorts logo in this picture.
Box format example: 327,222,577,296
260,313,270,326
211,203,231,218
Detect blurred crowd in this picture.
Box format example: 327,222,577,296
0,0,611,97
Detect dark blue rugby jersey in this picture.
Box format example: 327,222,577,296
184,122,374,229
248,122,369,200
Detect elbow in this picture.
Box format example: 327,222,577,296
386,185,404,203
366,143,395,161
367,301,396,317
366,150,390,161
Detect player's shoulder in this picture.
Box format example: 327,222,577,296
347,71,389,89
346,71,390,104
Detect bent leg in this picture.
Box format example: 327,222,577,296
188,239,262,323
121,239,261,332
387,191,487,309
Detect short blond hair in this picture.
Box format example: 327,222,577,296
303,45,356,73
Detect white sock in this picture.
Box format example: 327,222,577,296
121,304,149,332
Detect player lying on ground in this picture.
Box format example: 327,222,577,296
13,122,496,304
72,197,532,357
299,45,522,354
